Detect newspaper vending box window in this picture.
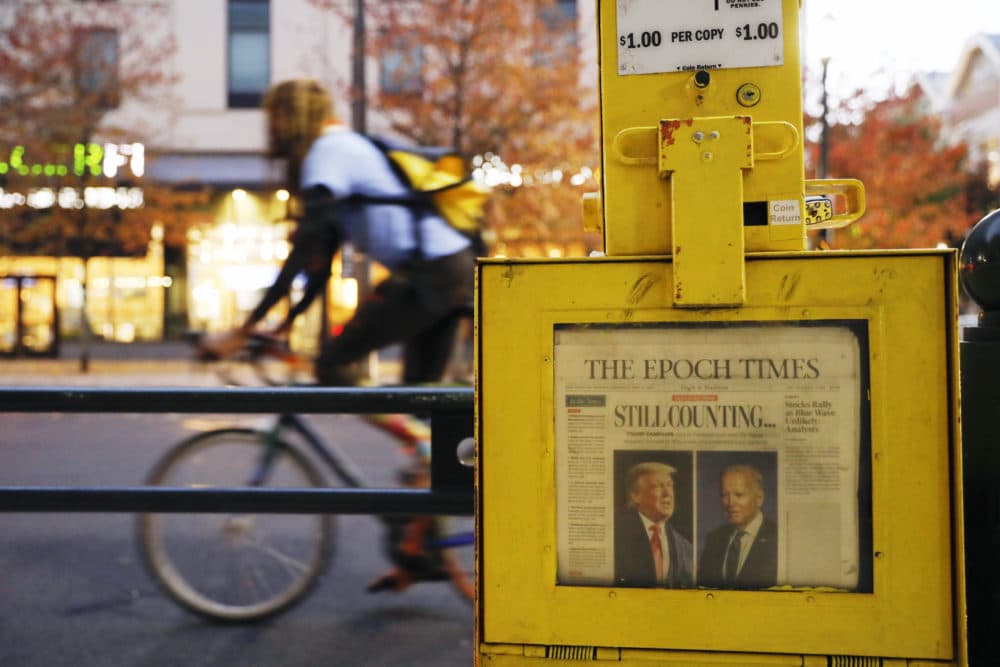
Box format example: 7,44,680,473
553,321,873,595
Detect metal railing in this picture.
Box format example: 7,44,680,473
0,386,475,516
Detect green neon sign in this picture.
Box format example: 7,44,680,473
0,142,141,179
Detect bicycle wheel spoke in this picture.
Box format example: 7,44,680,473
138,429,332,622
236,555,281,604
234,530,317,575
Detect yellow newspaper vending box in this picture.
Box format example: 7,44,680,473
475,1,966,665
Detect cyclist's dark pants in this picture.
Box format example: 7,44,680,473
315,247,475,386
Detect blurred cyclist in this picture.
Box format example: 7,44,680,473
201,78,475,592
203,78,474,384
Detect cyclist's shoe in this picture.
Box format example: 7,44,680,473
368,515,449,594
366,564,450,594
366,569,409,593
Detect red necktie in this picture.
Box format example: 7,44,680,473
650,524,665,583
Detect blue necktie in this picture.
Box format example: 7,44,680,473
724,530,746,582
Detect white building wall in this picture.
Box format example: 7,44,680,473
577,0,598,91
154,0,594,156
173,1,228,111
159,0,351,154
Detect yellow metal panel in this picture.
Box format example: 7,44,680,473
481,646,808,665
659,116,753,307
945,259,968,667
481,650,956,666
477,252,962,662
598,0,806,255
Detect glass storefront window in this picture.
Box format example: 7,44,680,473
0,237,166,345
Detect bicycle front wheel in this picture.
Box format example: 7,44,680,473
137,428,333,622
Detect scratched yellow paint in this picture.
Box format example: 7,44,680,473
659,115,754,307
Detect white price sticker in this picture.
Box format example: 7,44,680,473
617,0,784,76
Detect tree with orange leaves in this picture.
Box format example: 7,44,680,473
0,0,190,256
310,0,601,257
0,0,201,365
806,84,980,250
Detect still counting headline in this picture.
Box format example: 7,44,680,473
575,355,824,431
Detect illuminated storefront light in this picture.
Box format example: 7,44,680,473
472,153,594,190
0,186,144,210
192,284,222,322
84,187,144,210
116,323,136,343
102,143,144,178
27,189,57,209
338,277,359,310
0,142,145,211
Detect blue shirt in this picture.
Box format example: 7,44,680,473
300,127,470,268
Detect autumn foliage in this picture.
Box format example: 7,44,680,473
0,0,192,258
310,0,601,256
806,85,981,249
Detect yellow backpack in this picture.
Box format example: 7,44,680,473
359,135,491,252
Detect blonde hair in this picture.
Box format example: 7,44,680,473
263,79,336,191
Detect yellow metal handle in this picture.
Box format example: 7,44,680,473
752,121,800,161
613,121,799,166
611,127,658,166
804,179,866,229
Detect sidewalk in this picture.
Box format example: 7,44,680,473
0,341,405,386
0,341,218,386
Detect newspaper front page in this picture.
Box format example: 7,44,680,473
554,322,867,591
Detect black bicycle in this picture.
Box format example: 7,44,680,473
136,335,474,622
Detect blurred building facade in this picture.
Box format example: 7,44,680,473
0,0,595,350
943,34,1000,188
148,0,351,353
918,33,1000,188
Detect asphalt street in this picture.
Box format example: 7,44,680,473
0,344,474,666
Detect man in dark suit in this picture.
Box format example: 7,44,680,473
614,462,693,588
698,463,777,589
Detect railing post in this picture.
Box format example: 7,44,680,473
431,411,474,493
959,207,1000,665
960,337,1000,664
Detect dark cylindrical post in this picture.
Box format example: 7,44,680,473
348,0,373,373
351,0,366,135
959,208,1000,664
818,57,832,248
